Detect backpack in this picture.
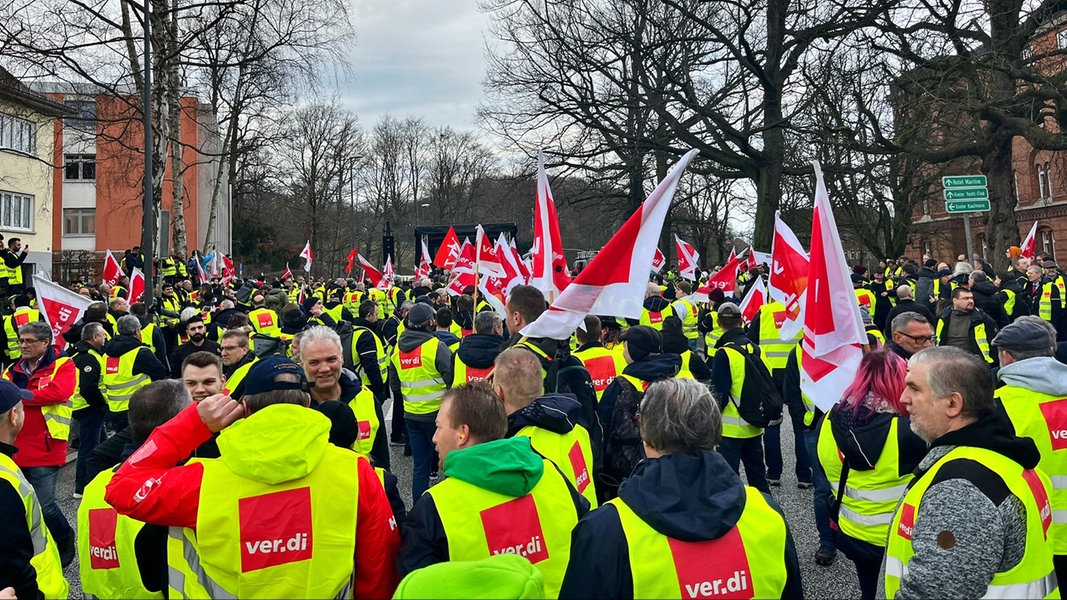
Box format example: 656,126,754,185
723,342,783,428
250,333,289,358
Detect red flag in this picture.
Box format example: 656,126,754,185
651,247,666,272
738,275,766,323
128,267,145,303
416,239,433,279
379,256,394,289
521,150,699,339
801,162,867,412
357,254,385,287
345,247,358,274
433,226,462,270
33,274,93,352
221,254,235,286
282,264,293,281
530,150,572,298
475,225,507,279
769,212,810,340
675,235,700,280
446,239,477,296
705,253,742,293
299,241,313,272
1021,221,1039,260
101,250,122,286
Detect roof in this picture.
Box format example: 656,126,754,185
0,65,75,117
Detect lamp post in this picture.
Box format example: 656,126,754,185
139,0,155,306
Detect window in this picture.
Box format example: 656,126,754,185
1059,30,1067,50
63,208,95,235
1038,164,1048,199
1046,161,1054,199
64,154,96,180
1042,229,1055,256
63,100,96,130
0,192,32,231
0,113,35,155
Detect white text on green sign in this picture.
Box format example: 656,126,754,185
944,188,989,200
942,175,987,188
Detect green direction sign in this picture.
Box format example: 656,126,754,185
944,187,989,200
942,175,987,188
945,200,991,213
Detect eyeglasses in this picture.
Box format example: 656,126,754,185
897,332,935,344
17,338,44,345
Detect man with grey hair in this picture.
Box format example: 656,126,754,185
560,378,801,598
102,314,167,433
886,311,935,360
452,310,504,384
992,317,1067,581
881,347,1056,598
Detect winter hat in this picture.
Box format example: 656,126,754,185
707,288,726,304
621,325,662,362
1009,246,1023,260
301,296,321,314
314,400,359,448
850,273,865,285
408,302,436,328
992,320,1054,354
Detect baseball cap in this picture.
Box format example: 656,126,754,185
717,302,741,319
0,380,34,414
241,355,309,396
620,325,662,361
992,320,1054,353
408,302,436,327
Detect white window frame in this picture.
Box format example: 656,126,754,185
0,113,35,155
1046,161,1054,199
63,207,95,236
0,192,33,232
1038,164,1048,199
1043,229,1054,256
1058,29,1067,50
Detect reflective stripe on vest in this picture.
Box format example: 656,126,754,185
703,313,723,357
453,355,494,384
573,346,626,402
4,308,38,359
7,356,76,441
71,348,106,412
1041,282,1055,322
390,337,446,414
351,327,388,387
0,455,69,599
428,455,580,598
1003,289,1017,316
935,318,993,364
998,385,1067,554
102,349,150,413
817,416,912,545
610,486,789,599
348,387,380,459
884,446,1058,599
78,468,163,599
516,424,598,508
757,302,799,373
168,410,359,598
718,344,762,438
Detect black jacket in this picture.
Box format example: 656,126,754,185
169,339,221,378
661,328,711,380
598,354,681,497
350,322,387,400
455,333,503,371
103,335,168,383
935,306,999,364
69,341,107,414
313,369,390,470
558,451,803,599
970,280,1009,328
883,299,936,337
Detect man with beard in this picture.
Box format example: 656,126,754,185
168,316,220,378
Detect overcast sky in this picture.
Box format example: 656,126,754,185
342,0,491,132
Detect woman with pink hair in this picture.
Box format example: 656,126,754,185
816,349,927,599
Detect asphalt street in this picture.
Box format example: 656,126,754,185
53,396,862,598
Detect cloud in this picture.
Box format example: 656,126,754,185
341,0,489,130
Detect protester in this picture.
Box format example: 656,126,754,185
885,312,934,360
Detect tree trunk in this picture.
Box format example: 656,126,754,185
983,135,1017,273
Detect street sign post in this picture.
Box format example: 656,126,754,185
942,174,990,262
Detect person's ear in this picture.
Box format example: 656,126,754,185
944,392,966,418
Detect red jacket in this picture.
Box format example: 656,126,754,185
105,403,401,598
5,348,77,468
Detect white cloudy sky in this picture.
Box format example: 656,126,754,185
341,0,491,131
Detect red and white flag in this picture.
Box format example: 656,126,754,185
475,224,508,279
128,267,146,303
1021,221,1039,260
357,254,385,288
101,250,122,286
800,162,867,412
479,276,510,319
345,247,358,274
195,255,208,283
33,274,93,352
530,150,572,299
378,256,394,290
704,252,742,294
651,247,666,272
675,235,700,280
769,212,810,340
738,275,766,323
221,254,235,286
416,238,433,279
282,264,293,281
299,241,313,272
446,239,477,296
521,149,699,339
433,226,462,270
494,233,527,292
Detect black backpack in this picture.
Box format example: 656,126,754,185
723,342,783,428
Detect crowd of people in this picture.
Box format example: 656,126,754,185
0,244,1066,598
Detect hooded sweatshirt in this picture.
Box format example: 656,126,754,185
397,437,588,576
558,451,802,599
998,356,1067,397
876,412,1043,599
103,334,168,382
456,333,504,370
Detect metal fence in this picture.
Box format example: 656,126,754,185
51,250,103,288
